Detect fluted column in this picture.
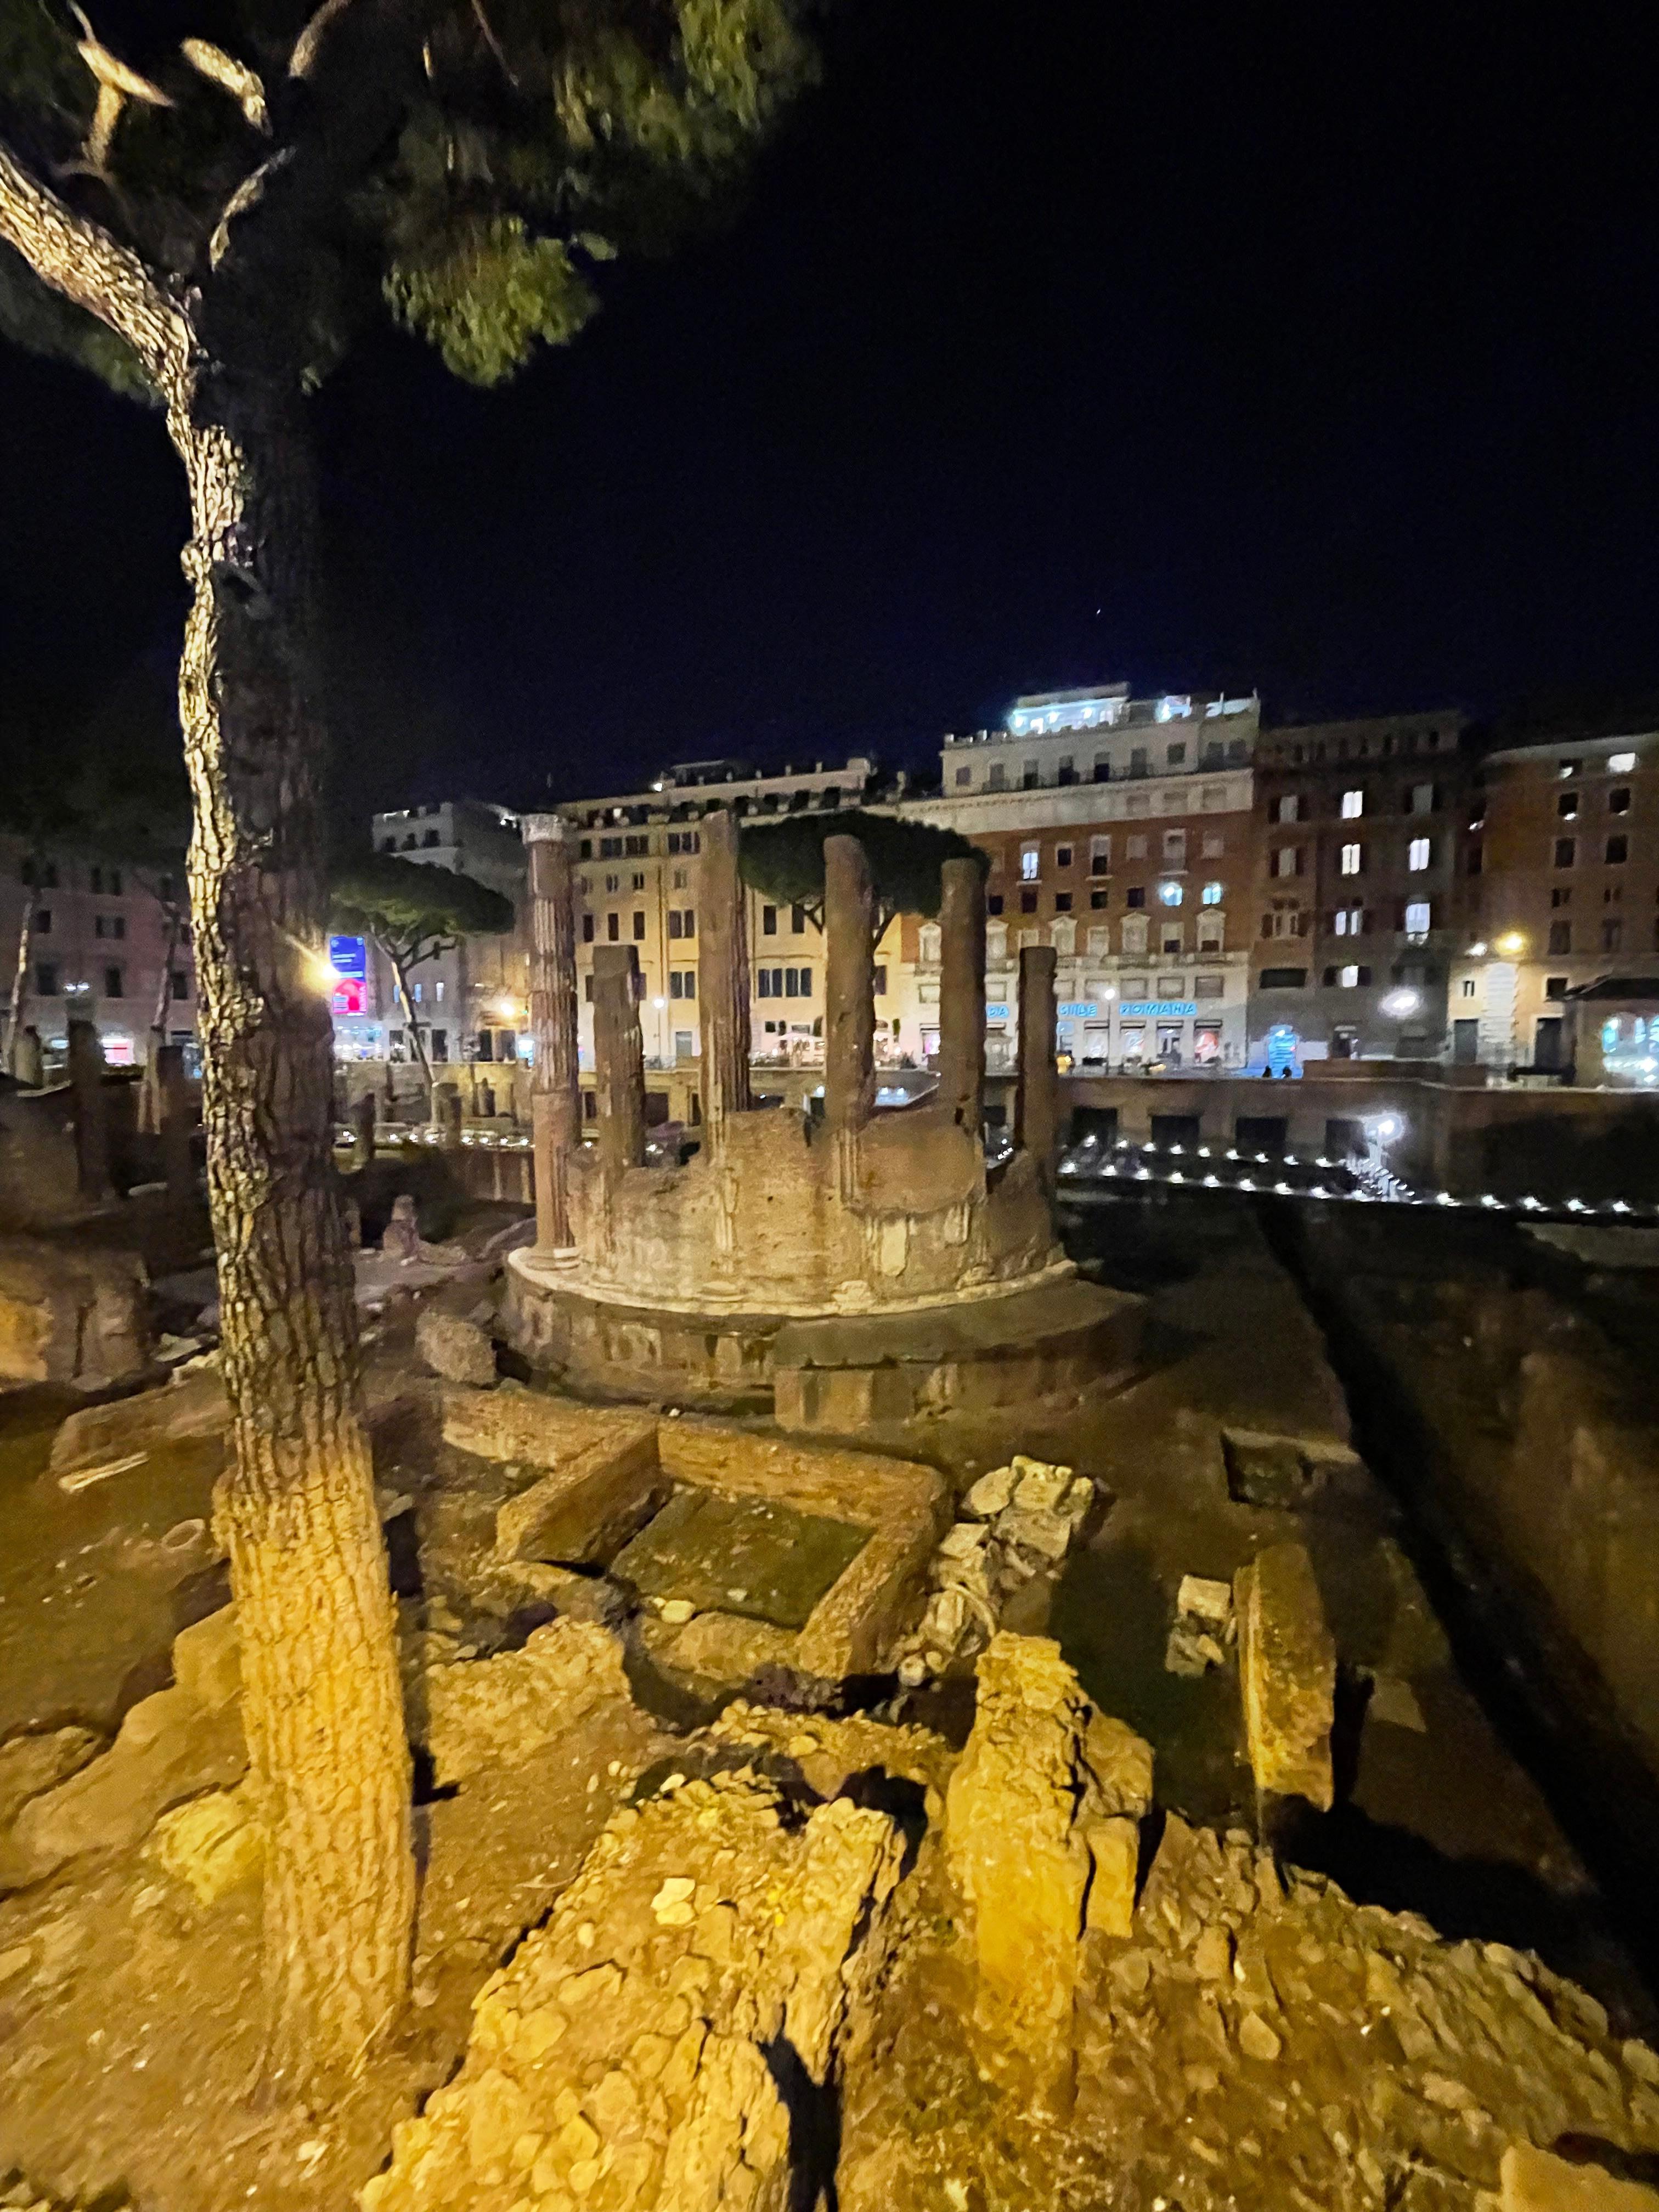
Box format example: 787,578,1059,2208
823,834,876,1138
592,943,646,1181
936,856,986,1138
523,812,582,1255
1015,943,1060,1190
697,808,752,1143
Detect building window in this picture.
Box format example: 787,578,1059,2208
1020,845,1040,882
873,964,887,996
1053,891,1073,912
1259,967,1307,990
955,765,973,788
630,910,645,940
94,915,126,939
170,969,188,1001
1551,887,1571,908
1404,899,1431,939
1609,752,1638,773
1125,887,1146,909
1125,833,1149,860
1194,973,1224,998
783,966,812,997
600,836,623,858
1340,844,1362,876
1602,918,1624,953
986,893,1004,916
1408,782,1436,814
104,964,124,998
669,969,696,1000
1200,881,1223,905
1090,837,1110,876
1090,888,1109,910
582,913,595,943
1093,755,1111,783
666,831,701,855
1273,846,1301,878
1554,838,1576,868
1054,844,1074,868
1548,921,1572,954
606,912,620,943
1166,742,1186,767
35,961,59,996
1156,881,1183,907
1340,788,1363,819
1020,889,1039,914
1544,975,1568,1000
631,872,646,891
1275,793,1302,824
1333,906,1363,936
1558,792,1579,820
1201,831,1224,857
987,764,1006,791
1407,837,1431,871
1606,834,1629,865
624,835,650,857
1162,830,1187,866
604,873,620,893
579,839,592,860
1610,786,1632,815
1461,978,1476,998
668,909,696,939
761,905,777,935
411,981,424,1005
34,908,51,934
1022,761,1040,790
672,867,688,890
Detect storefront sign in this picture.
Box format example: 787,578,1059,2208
1058,1002,1098,1018
328,933,368,980
985,1003,1010,1020
1118,1000,1195,1018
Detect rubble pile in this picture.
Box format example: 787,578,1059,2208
894,1454,1102,1680
362,1764,907,2211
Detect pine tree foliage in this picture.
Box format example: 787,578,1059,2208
0,0,815,393
741,809,988,936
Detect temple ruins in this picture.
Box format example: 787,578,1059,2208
504,811,1141,1429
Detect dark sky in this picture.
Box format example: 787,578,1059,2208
4,2,1658,813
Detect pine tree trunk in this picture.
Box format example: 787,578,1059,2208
170,374,413,2092
6,877,37,1079
385,946,435,1112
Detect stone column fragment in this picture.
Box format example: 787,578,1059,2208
157,1043,194,1200
823,834,876,1137
592,944,646,1181
67,1017,109,1203
697,808,752,1142
937,856,986,1138
1015,944,1059,1189
523,812,582,1253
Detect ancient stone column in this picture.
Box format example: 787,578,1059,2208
67,1017,109,1204
157,1043,194,1201
435,1081,463,1149
592,943,646,1180
823,834,876,1137
523,812,582,1254
937,857,986,1137
1015,944,1060,1189
351,1088,377,1160
697,808,752,1142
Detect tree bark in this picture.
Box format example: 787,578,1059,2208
171,373,412,2093
383,941,435,1113
5,876,37,1080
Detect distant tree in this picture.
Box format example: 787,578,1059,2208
741,810,988,940
0,0,811,2087
330,851,514,1104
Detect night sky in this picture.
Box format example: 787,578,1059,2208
4,2,1658,815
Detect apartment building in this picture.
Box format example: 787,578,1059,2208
1249,710,1471,1063
343,799,531,1066
1452,729,1659,1070
902,684,1260,1068
0,833,196,1071
562,756,887,1068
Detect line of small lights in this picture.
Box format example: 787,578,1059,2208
1055,1136,1655,1221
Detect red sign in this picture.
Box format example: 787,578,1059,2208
332,979,365,1016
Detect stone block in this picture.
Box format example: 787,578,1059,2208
1500,2143,1659,2210
415,1307,497,1387
48,1359,228,1474
1012,1455,1073,1513
495,1423,667,1566
945,1633,1094,2103
963,1464,1018,1519
1084,1816,1139,1937
1177,1573,1234,1627
425,1618,631,1785
146,1786,264,1903
0,1725,104,1828
1,1236,150,1393
1082,1710,1155,1819
1235,1541,1335,1810
443,1379,647,1470
996,1502,1072,1564
171,1605,240,1711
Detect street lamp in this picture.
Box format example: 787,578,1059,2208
1380,987,1420,1019
1496,931,1526,957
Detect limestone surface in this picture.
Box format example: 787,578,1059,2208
362,1768,906,2211
0,1730,104,1831
416,1308,498,1388
1235,1539,1336,1809
425,1619,633,1786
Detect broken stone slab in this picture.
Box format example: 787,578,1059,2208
1083,1816,1138,1938
494,1418,666,1567
1177,1573,1234,1627
145,1785,264,1904
171,1604,240,1711
0,1236,151,1393
0,1727,105,1829
963,1464,1018,1519
648,1609,802,1692
1235,1540,1336,1811
1012,1456,1074,1514
1368,1671,1427,1732
414,1306,497,1387
425,1617,632,1786
0,1683,247,1890
361,1769,905,2212
1081,1710,1154,1819
1165,1621,1229,1678
1500,2142,1659,2210
945,1633,1150,2107
443,1378,648,1470
938,1519,990,1561
47,1358,229,1475
996,1501,1073,1564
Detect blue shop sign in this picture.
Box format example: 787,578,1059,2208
985,1003,1010,1020
1119,1000,1195,1018
328,933,368,980
1058,1002,1098,1019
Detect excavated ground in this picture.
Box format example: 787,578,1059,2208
1,1195,1657,2210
